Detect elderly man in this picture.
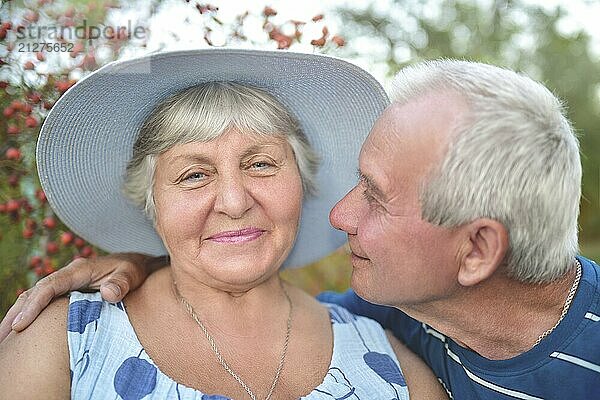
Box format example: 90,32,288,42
321,60,600,398
3,60,599,399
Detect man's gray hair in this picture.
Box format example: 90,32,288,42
123,82,319,222
391,59,581,283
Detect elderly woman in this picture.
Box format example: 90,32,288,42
0,50,446,399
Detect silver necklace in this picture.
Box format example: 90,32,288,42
532,258,582,347
173,280,293,400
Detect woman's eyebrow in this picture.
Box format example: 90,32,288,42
241,143,285,159
169,154,212,164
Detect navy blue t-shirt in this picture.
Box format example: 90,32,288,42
318,256,600,399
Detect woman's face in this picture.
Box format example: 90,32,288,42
152,129,303,290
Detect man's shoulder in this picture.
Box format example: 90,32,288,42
576,255,600,314
579,255,600,283
564,255,600,349
317,290,413,322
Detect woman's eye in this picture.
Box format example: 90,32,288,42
183,172,206,182
250,161,273,169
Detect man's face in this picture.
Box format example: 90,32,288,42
329,91,469,308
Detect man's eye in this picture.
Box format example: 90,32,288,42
362,189,377,204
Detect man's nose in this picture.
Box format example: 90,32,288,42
213,173,254,219
329,185,362,235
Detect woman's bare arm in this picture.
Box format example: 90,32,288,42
386,331,449,400
0,297,71,399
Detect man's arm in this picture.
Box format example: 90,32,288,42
0,253,167,341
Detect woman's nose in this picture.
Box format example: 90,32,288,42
213,172,255,219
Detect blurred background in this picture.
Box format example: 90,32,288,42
1,0,599,318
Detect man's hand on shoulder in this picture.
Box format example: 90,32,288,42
0,253,166,342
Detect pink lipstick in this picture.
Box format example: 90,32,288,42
208,227,265,243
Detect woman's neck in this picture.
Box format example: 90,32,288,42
165,267,291,337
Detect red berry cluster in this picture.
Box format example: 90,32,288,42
0,1,130,312
15,209,97,277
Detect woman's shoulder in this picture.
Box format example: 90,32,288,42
66,290,131,352
314,301,448,399
67,290,125,332
0,294,70,349
67,290,164,398
0,296,71,398
319,298,386,330
66,290,132,362
297,300,410,399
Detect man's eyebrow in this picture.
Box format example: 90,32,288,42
356,169,385,200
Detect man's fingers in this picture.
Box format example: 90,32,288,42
0,260,91,339
97,256,156,303
9,261,93,332
0,291,29,341
98,271,131,303
2,253,157,337
99,282,123,303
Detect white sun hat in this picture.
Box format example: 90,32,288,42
36,48,389,268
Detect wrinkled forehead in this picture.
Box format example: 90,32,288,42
369,93,467,145
360,95,467,184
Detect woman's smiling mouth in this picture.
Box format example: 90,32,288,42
207,227,265,243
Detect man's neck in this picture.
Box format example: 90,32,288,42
401,266,580,360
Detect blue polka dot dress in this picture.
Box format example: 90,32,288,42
67,291,410,399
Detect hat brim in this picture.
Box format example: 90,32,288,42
37,49,389,268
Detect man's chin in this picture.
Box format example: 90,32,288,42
350,253,372,269
349,267,383,305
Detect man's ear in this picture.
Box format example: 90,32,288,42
458,218,508,287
